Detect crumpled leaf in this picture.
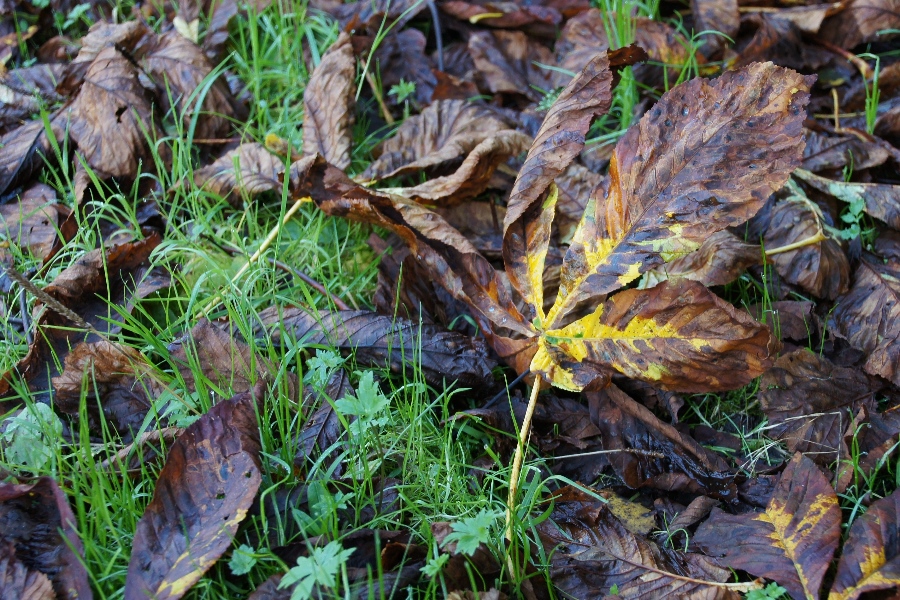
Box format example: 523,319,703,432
794,168,900,231
124,390,262,600
467,30,556,102
642,230,761,288
802,129,889,172
255,307,496,389
0,65,64,135
362,99,529,203
829,488,900,600
0,477,92,600
759,349,882,462
0,543,55,600
694,453,841,600
763,189,849,300
691,0,738,57
440,1,562,36
192,142,286,207
0,184,72,261
302,32,355,170
0,116,64,197
833,254,900,385
819,0,900,49
554,8,609,75
369,29,436,108
588,384,737,499
141,30,239,140
57,20,150,94
538,491,741,599
64,45,161,179
313,0,426,30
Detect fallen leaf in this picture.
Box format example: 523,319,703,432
0,544,55,600
440,1,562,36
691,0,738,57
554,8,609,76
369,29,436,108
0,477,92,600
141,31,239,140
748,301,816,342
294,367,352,475
192,142,286,207
64,45,161,179
0,184,72,261
0,116,65,197
302,32,355,170
467,30,556,102
124,390,262,600
794,168,900,231
802,128,890,172
829,488,900,600
833,254,900,385
759,349,882,462
694,453,841,600
763,189,850,300
256,307,496,389
642,230,761,288
819,0,900,49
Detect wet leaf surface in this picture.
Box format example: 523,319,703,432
125,390,262,600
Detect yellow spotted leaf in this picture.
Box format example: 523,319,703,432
124,391,262,600
694,453,841,600
829,488,900,600
546,62,812,328
531,279,774,392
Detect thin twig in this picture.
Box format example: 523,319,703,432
551,448,667,461
4,265,96,332
198,196,311,317
765,230,828,256
217,240,350,310
100,426,183,470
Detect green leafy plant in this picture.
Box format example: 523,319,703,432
443,509,502,556
278,540,355,600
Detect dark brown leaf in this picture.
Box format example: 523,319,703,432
141,31,239,140
0,116,64,197
0,65,64,135
64,45,161,179
643,230,761,288
192,142,285,207
0,184,71,261
314,0,426,30
830,488,900,600
247,574,288,600
588,385,737,499
467,30,555,102
0,543,55,600
795,168,900,232
833,254,900,385
0,477,92,600
819,0,900,49
370,29,436,108
256,307,496,389
124,391,262,600
302,32,355,170
57,21,150,94
554,8,609,76
748,301,816,342
759,349,882,463
694,453,841,600
763,191,850,300
294,368,352,476
802,128,890,172
691,0,739,57
440,1,562,36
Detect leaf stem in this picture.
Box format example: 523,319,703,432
505,375,541,542
764,230,828,256
198,196,310,317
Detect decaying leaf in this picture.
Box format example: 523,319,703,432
0,184,72,261
192,142,286,207
256,307,496,389
124,390,262,600
759,349,882,462
794,168,900,231
833,254,900,385
819,0,900,50
0,477,92,600
294,368,353,475
829,488,900,600
0,117,64,197
467,30,556,102
0,544,55,600
302,32,355,170
694,453,841,600
691,0,738,57
642,230,761,288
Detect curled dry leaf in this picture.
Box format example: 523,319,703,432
58,20,150,94
588,385,737,498
763,189,849,300
64,45,161,179
370,29,436,108
256,307,496,389
467,30,556,102
141,31,239,140
0,477,92,600
125,390,262,600
694,453,841,600
554,8,609,76
363,100,530,203
538,492,741,600
829,488,900,600
0,116,65,197
642,230,761,288
794,168,900,231
302,32,355,170
0,183,72,261
833,254,900,385
759,349,882,462
192,142,285,207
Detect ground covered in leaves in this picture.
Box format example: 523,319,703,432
1,0,900,598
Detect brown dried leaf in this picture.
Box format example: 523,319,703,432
467,30,555,102
294,368,352,476
643,230,761,288
833,254,900,385
440,1,562,35
691,0,739,57
794,168,900,231
370,29,436,108
192,142,285,207
538,493,740,599
302,32,355,170
0,184,71,261
0,477,92,600
555,8,609,76
759,349,882,463
802,129,889,172
313,0,426,30
124,391,262,600
763,192,850,300
58,21,149,94
0,116,64,197
549,63,812,327
0,544,55,600
256,307,496,389
829,488,900,600
0,65,64,135
64,45,161,179
819,0,900,49
748,301,816,342
694,453,841,600
588,384,737,498
141,31,239,140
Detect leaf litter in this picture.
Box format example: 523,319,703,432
0,0,899,598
